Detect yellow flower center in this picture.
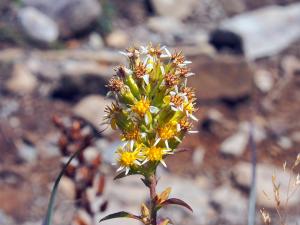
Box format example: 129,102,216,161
118,150,138,167
184,102,195,113
158,122,177,140
144,146,164,161
122,127,140,141
132,99,150,116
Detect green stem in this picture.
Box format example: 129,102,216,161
149,173,157,225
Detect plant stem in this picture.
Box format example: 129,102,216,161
149,173,157,225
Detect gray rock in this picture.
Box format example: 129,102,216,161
190,55,253,101
88,32,104,49
73,95,113,134
254,70,274,93
16,140,38,163
277,136,293,150
232,162,300,208
211,184,247,224
147,16,184,34
6,64,38,95
23,0,101,37
220,130,248,157
221,3,300,59
106,30,129,49
220,121,266,157
151,0,198,20
18,7,59,43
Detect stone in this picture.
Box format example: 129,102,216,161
232,162,300,207
147,16,184,34
106,30,129,49
16,140,37,163
189,55,253,101
151,0,198,20
277,136,293,150
192,147,205,166
220,121,266,157
73,95,112,134
18,7,59,43
211,184,247,224
254,70,274,93
209,29,244,54
59,176,76,199
221,3,300,59
6,64,38,95
23,0,102,37
220,130,248,157
220,0,246,16
88,32,104,49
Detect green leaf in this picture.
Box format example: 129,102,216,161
99,211,141,223
113,170,136,180
43,147,84,225
160,198,193,212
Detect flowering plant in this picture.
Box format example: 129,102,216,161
100,44,198,225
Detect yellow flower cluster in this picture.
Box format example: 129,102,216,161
104,44,198,175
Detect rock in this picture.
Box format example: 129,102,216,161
220,130,248,157
157,175,215,225
291,131,300,143
193,147,205,166
220,0,246,16
220,121,266,157
151,0,198,20
189,55,253,101
277,136,293,150
254,70,274,93
0,210,15,225
18,7,59,44
221,3,300,59
23,0,102,37
6,64,38,95
59,176,76,199
281,55,300,75
106,30,129,49
16,140,37,163
209,29,244,54
147,16,184,34
232,162,300,207
73,95,112,134
88,32,104,49
211,184,247,224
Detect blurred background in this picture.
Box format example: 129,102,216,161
0,0,300,224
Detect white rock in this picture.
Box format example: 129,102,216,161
221,3,300,59
151,0,198,20
220,121,267,157
73,95,112,134
18,7,59,43
211,184,247,224
254,70,274,93
220,130,248,157
277,136,293,150
59,176,76,199
147,16,184,34
23,0,101,37
106,30,129,49
193,147,205,166
16,140,37,163
232,162,300,207
6,64,38,95
88,32,104,49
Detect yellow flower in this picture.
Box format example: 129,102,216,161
132,98,150,117
122,126,140,141
116,147,141,174
158,122,177,140
142,146,171,167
